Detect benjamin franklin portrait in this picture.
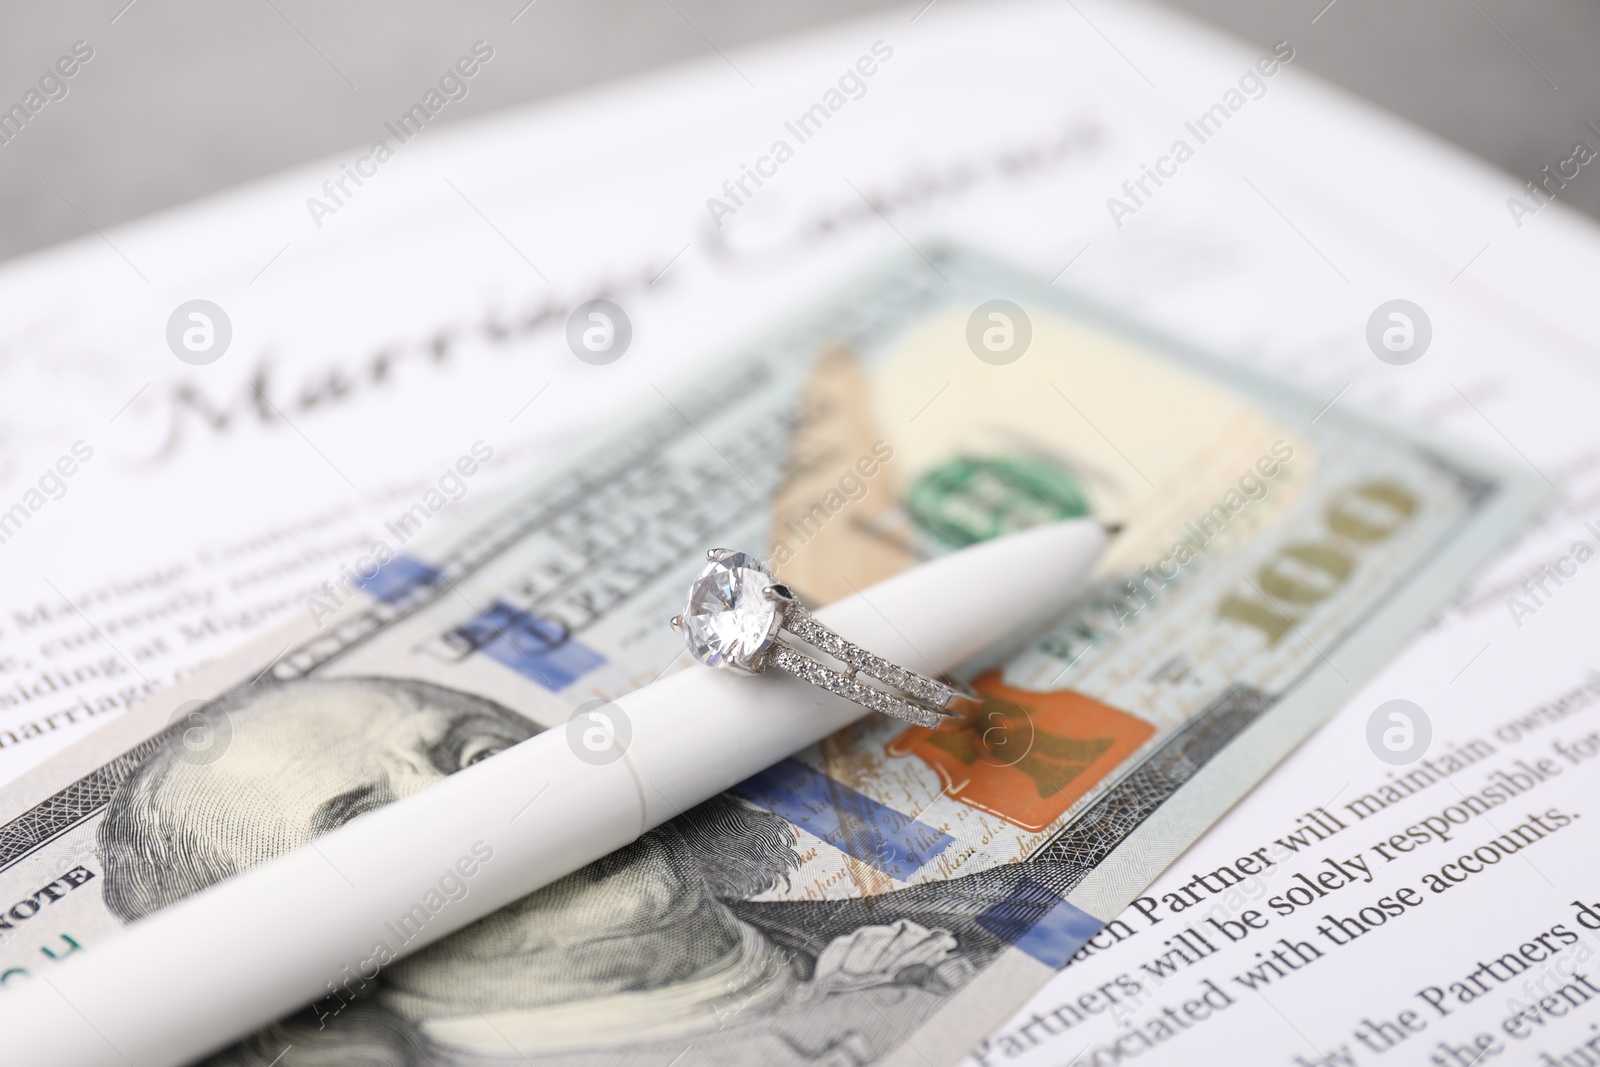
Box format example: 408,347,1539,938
97,676,1043,1066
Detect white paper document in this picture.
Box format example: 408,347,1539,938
0,0,1597,1062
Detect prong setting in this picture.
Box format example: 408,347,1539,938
680,550,785,672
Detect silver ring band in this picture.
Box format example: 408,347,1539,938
772,605,965,728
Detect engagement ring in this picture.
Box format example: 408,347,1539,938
671,549,969,728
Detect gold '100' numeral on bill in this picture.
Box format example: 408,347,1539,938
1218,481,1419,645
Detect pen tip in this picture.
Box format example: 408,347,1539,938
1101,521,1125,538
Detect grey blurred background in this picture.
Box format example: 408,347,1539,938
1,0,1595,264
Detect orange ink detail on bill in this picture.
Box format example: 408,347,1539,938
885,671,1155,832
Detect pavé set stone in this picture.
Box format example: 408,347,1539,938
671,549,969,728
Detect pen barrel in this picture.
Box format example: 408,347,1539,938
24,746,645,1067
4,519,1105,1067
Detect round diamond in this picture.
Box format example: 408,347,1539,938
682,552,783,671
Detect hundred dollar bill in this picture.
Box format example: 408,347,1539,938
0,245,1544,1066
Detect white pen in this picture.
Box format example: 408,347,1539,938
0,518,1111,1067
